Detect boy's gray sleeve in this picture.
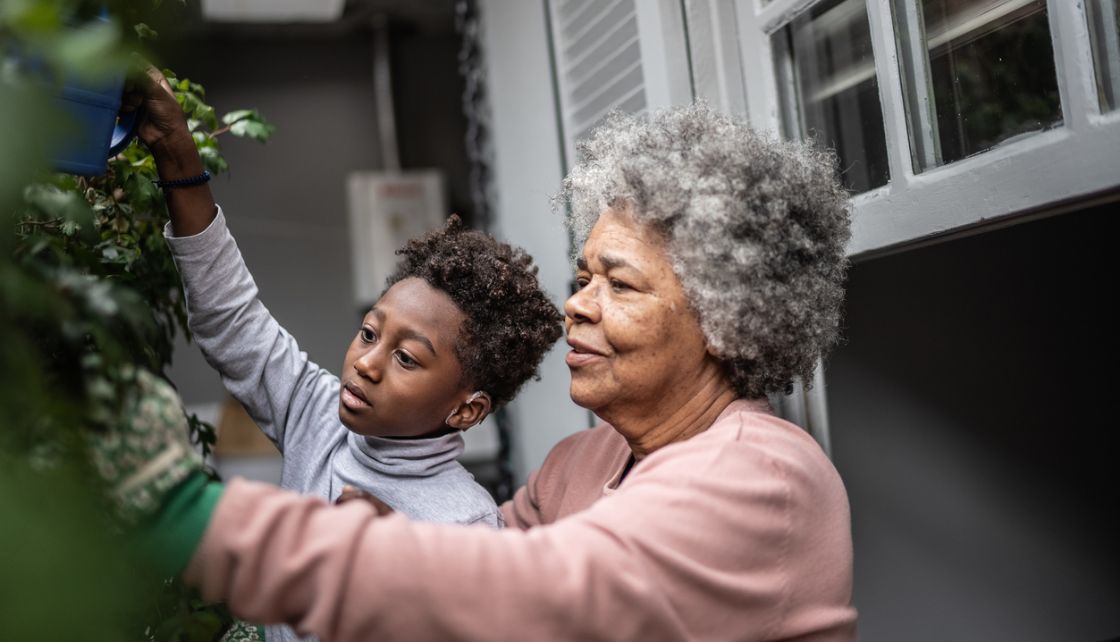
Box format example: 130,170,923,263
164,208,339,453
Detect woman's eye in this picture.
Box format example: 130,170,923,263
360,327,376,343
394,351,417,368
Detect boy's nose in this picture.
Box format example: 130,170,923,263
353,347,384,382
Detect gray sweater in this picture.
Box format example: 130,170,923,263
166,209,501,641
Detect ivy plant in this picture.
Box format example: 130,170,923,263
14,73,274,451
1,1,273,639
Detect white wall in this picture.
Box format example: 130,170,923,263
480,0,590,482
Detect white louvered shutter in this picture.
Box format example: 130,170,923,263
547,0,693,168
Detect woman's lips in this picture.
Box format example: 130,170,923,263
341,382,371,411
565,350,606,367
565,338,607,368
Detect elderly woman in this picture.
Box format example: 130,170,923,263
117,104,856,641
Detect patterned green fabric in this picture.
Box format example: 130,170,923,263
89,368,202,523
220,619,266,642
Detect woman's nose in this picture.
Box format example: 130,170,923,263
564,280,601,324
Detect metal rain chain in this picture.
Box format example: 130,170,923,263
455,0,516,502
455,0,495,231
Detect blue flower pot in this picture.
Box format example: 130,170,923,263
45,10,140,176
51,71,139,176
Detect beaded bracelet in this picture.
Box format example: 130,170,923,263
154,170,211,190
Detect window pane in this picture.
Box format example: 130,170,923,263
892,0,1063,170
1087,0,1120,111
774,0,890,193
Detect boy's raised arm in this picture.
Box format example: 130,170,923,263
129,65,340,453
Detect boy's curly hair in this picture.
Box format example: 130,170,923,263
383,216,563,407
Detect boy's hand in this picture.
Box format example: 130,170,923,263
122,57,216,236
336,485,395,517
88,368,204,523
121,61,193,157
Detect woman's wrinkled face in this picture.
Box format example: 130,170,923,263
339,277,470,438
564,207,711,418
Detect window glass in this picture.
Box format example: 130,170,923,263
1087,0,1120,111
892,0,1062,170
774,0,890,193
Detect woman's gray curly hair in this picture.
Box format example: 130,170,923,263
557,103,850,398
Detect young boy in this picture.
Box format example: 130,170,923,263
169,207,561,509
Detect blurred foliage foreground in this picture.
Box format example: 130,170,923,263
1,1,272,639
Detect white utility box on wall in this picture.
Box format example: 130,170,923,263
346,170,447,305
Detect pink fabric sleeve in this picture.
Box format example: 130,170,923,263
499,468,545,529
499,432,577,529
185,424,856,642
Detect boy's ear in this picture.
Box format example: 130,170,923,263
446,391,492,431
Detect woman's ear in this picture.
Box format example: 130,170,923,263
445,391,492,431
705,341,722,358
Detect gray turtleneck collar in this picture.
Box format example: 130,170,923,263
347,430,465,478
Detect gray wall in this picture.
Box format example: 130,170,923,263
827,203,1120,641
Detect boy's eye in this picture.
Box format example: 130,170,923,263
360,327,377,343
394,351,417,369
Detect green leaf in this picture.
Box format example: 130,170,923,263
129,154,156,172
221,109,256,126
50,20,129,81
200,106,219,131
133,22,158,41
222,109,275,142
1,1,62,32
87,376,114,402
23,184,95,242
24,184,83,218
177,91,203,117
229,116,275,142
198,146,229,174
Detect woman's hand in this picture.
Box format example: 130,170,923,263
335,485,395,517
121,61,193,159
87,368,204,523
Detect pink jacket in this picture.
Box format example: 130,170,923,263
185,399,857,641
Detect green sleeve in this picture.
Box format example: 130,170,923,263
136,470,224,577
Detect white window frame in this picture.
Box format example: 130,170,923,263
733,0,1120,258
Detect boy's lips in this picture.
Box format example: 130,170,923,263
341,382,372,410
